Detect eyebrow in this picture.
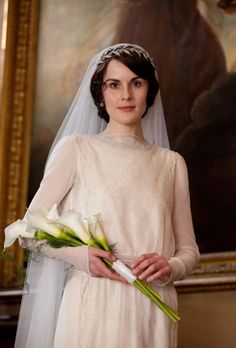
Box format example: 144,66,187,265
103,76,141,83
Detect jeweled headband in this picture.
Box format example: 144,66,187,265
97,43,156,70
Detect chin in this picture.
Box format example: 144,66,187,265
118,119,141,126
116,114,142,125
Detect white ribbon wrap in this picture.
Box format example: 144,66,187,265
112,260,137,284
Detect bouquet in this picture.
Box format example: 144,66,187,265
4,204,180,322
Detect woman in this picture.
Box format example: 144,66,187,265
15,43,199,348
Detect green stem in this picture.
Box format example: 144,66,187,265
133,279,151,297
101,258,180,322
102,258,113,267
35,231,84,247
135,280,179,322
140,281,161,300
88,240,103,249
134,279,161,300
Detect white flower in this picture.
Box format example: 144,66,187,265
4,219,35,249
57,211,95,245
25,206,62,237
88,215,110,251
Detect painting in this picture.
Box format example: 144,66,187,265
175,0,236,253
30,0,236,256
1,0,235,289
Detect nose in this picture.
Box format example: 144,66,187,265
121,84,131,100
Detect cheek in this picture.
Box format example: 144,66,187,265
103,91,117,107
138,91,148,109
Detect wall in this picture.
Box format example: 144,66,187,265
178,290,236,348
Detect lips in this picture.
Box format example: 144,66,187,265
118,106,135,112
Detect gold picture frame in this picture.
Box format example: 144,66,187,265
0,0,235,292
0,0,39,288
176,251,236,293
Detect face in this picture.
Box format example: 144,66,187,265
102,59,149,127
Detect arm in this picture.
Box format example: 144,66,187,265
168,154,200,281
29,135,77,211
27,136,125,283
131,154,200,284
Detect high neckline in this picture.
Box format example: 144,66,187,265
94,131,151,148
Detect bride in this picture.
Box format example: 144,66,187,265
14,43,199,348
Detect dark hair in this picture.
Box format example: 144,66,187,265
90,52,159,122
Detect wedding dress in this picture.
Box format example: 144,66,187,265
25,131,199,348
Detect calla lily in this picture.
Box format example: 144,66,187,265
25,206,62,238
4,219,35,249
4,206,180,322
57,212,99,247
88,215,110,251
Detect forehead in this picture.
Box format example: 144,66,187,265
103,59,138,80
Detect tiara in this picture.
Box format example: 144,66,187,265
97,43,156,70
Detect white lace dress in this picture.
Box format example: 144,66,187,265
29,132,199,348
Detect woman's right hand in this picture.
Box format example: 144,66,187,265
88,246,127,283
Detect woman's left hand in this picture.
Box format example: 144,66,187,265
131,253,172,283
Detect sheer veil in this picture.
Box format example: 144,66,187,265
15,43,169,348
48,43,169,159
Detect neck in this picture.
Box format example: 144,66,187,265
104,121,145,139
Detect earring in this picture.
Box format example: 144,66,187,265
100,102,104,107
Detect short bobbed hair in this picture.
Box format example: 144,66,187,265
90,52,159,123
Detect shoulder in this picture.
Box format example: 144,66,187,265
45,135,79,171
54,134,78,149
73,134,95,144
51,134,101,156
152,147,187,179
152,145,179,162
55,134,93,149
47,135,81,163
175,153,189,179
156,147,186,166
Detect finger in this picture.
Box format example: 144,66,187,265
89,256,111,276
133,254,168,273
131,253,158,268
103,266,128,283
146,266,172,282
88,246,117,262
136,258,170,279
100,259,128,283
90,257,127,283
132,255,158,275
138,263,157,280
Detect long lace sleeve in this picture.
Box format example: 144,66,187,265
24,136,90,273
29,135,77,210
168,154,200,281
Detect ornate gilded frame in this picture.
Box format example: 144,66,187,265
0,0,39,288
176,251,236,292
0,0,235,292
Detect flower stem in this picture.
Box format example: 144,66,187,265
134,279,161,300
35,231,84,248
102,258,180,322
135,279,179,321
102,258,113,267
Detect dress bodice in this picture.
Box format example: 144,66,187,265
68,132,178,259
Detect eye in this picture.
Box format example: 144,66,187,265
132,79,142,88
104,80,120,89
110,81,119,88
